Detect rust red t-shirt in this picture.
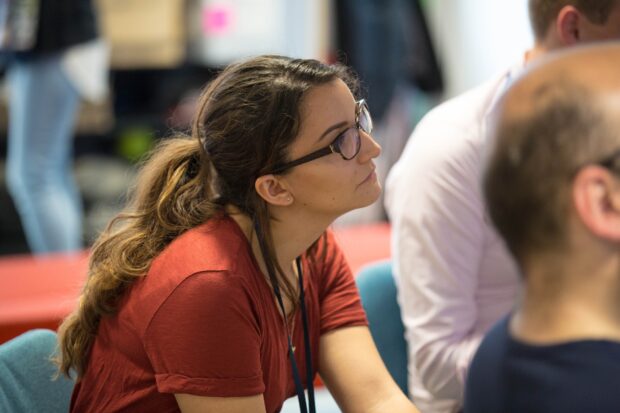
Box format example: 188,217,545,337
70,216,368,413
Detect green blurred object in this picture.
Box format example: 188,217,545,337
117,127,155,162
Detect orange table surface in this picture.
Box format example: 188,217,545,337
0,223,390,343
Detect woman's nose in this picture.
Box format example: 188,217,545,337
357,130,381,163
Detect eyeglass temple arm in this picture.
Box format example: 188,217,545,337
270,146,335,174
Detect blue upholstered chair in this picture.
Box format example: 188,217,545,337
356,260,408,394
0,329,75,413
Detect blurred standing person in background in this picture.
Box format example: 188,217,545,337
0,0,107,253
385,1,620,411
333,0,443,224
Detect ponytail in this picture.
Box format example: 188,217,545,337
56,136,218,378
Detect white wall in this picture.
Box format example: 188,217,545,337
425,0,533,98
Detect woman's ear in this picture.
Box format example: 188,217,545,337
255,175,294,206
573,166,620,241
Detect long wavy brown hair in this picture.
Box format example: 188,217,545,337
56,55,358,378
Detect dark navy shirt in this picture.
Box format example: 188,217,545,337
465,316,620,413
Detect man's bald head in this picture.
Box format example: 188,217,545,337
502,43,620,118
485,42,620,267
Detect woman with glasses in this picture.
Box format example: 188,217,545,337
56,55,418,413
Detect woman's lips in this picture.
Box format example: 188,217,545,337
359,169,377,186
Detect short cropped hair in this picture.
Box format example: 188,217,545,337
484,82,618,265
529,0,617,40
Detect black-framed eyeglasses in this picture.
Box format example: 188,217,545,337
269,99,373,174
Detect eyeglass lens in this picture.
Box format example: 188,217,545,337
335,129,360,159
334,101,372,160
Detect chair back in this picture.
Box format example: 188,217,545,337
356,260,408,394
0,329,74,413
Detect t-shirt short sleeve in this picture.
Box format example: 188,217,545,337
144,271,264,397
315,230,368,334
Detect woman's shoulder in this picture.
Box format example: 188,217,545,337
138,216,251,294
152,216,249,276
122,217,257,329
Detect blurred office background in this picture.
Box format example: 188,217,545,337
0,0,531,255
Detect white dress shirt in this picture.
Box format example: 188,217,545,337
385,66,522,413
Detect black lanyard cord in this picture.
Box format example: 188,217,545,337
253,220,316,413
296,257,315,413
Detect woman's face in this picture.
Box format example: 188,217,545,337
281,79,382,219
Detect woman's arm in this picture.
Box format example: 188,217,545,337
319,325,419,413
175,394,267,413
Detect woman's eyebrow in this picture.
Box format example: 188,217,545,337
318,121,348,142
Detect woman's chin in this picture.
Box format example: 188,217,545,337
352,183,382,211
